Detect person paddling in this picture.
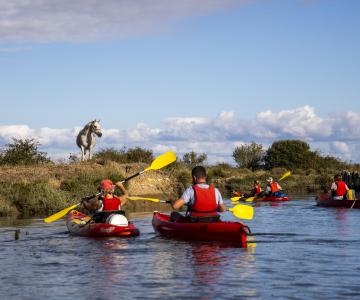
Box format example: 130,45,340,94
81,179,129,215
249,180,263,197
330,174,349,200
171,166,226,222
265,177,283,197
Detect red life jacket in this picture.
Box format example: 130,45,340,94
102,195,121,211
336,181,347,197
255,185,262,194
270,182,279,193
189,185,219,217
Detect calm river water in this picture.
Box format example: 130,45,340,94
1,197,360,300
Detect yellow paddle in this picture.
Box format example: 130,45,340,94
228,204,254,220
43,151,177,223
128,196,171,203
278,171,292,182
128,196,254,220
230,171,292,202
43,204,79,223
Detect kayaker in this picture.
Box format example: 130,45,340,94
171,165,226,222
265,177,283,197
249,180,263,197
232,190,243,198
82,179,128,214
330,174,349,200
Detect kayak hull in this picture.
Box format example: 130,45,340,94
152,212,249,245
66,210,140,237
316,194,360,208
257,196,289,202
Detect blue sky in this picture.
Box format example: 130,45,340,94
0,0,359,162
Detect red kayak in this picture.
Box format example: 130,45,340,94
256,195,289,202
152,211,249,245
316,194,360,208
66,210,140,237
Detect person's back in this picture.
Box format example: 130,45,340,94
265,177,282,196
331,174,349,200
171,166,225,222
81,179,129,223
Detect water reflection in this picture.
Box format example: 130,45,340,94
191,243,225,285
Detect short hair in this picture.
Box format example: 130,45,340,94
192,166,207,179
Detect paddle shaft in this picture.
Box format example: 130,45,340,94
120,170,145,183
351,199,357,209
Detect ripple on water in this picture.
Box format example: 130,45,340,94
1,199,360,299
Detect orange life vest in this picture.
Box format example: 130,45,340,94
270,182,280,193
254,185,262,194
336,181,347,197
189,185,218,217
102,195,121,211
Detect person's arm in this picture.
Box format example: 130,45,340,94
330,182,337,191
172,187,192,210
115,181,128,206
172,198,186,210
215,189,226,212
277,183,282,190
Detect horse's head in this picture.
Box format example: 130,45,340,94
90,119,102,137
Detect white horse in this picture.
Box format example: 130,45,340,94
76,120,103,161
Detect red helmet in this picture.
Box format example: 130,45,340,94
100,179,114,191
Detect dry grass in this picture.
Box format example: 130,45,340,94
0,161,178,217
0,160,338,217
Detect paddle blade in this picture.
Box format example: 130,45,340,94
229,204,254,220
230,196,241,201
279,171,291,181
244,197,255,202
128,196,161,203
145,151,176,171
44,204,79,223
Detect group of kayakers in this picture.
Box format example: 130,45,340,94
233,177,285,199
81,166,292,226
81,165,229,224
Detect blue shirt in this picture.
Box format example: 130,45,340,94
181,184,223,207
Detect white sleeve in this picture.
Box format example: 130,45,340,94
180,186,194,205
215,188,224,205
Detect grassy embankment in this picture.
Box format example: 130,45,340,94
0,160,335,217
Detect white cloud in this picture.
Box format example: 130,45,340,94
1,106,360,163
0,0,246,43
255,106,332,139
330,141,352,160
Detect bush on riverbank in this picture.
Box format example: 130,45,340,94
0,138,51,165
0,161,177,217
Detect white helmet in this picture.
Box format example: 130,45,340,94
106,214,128,226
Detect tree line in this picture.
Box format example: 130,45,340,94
0,137,350,171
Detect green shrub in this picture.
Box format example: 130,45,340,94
0,138,51,165
314,173,333,192
0,181,70,216
182,151,207,168
94,147,154,164
233,142,264,170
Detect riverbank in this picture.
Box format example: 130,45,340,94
0,161,334,217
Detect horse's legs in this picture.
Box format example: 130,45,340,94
81,146,86,161
89,145,94,160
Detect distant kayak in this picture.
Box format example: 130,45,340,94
316,194,360,208
66,210,140,237
233,194,289,202
152,211,250,245
256,195,289,202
